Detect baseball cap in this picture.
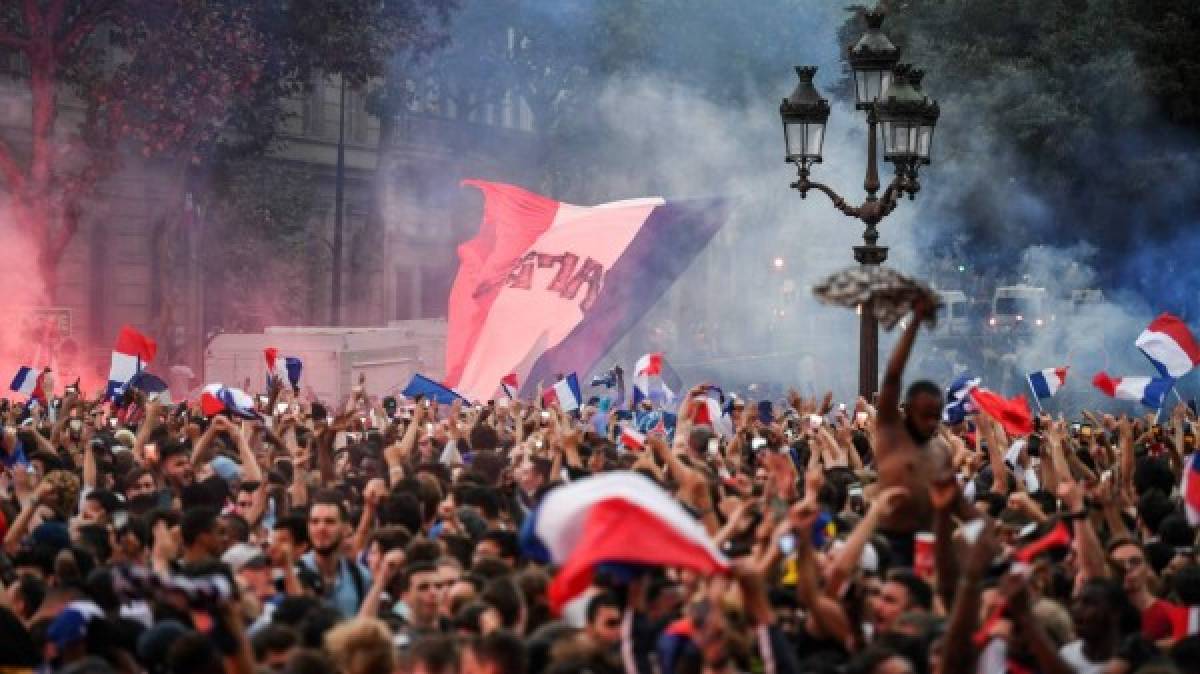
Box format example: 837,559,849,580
221,542,269,572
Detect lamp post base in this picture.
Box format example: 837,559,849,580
854,244,889,399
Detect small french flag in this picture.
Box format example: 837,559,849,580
1092,372,1175,410
9,366,42,400
633,352,675,408
1137,313,1200,379
106,326,157,399
619,424,647,452
500,373,519,399
1183,451,1200,526
1027,367,1068,399
199,383,260,420
542,373,582,412
264,348,303,389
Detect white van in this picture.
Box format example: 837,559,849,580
937,290,969,334
989,285,1048,331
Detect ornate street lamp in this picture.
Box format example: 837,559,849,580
780,6,940,398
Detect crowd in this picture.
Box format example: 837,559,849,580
1,298,1200,674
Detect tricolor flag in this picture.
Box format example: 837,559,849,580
943,373,980,424
633,352,676,408
443,180,727,403
1182,451,1200,526
691,386,732,437
1027,367,1068,399
618,424,646,452
519,472,730,611
967,388,1033,437
106,326,157,399
264,348,303,390
1136,313,1200,379
1092,372,1175,410
500,373,519,399
9,366,42,400
542,373,582,412
199,384,259,420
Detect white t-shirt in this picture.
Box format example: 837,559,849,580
1059,640,1105,674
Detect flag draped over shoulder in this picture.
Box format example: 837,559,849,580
444,180,728,402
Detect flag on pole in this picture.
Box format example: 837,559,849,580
443,180,728,403
106,326,157,399
264,348,303,390
542,373,582,412
500,373,519,399
1027,367,1069,399
1092,372,1175,410
1136,313,1200,379
519,472,730,612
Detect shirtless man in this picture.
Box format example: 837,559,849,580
874,296,953,566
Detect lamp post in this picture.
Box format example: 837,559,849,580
780,7,939,398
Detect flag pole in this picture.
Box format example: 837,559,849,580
1025,375,1045,415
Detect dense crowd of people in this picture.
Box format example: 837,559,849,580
2,298,1200,674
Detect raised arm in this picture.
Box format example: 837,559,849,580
877,299,932,428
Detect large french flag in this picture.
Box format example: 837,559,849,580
1027,367,1068,399
199,383,259,419
444,181,727,402
542,373,583,412
9,366,44,402
1137,313,1200,379
1182,451,1200,526
520,472,729,611
106,326,157,399
1092,372,1175,409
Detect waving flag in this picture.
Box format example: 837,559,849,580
943,373,981,424
633,352,681,408
968,388,1033,436
691,386,733,437
500,373,519,399
519,472,729,611
1092,372,1175,410
444,180,727,402
402,374,467,405
1014,521,1071,563
1027,367,1068,399
129,372,171,404
264,348,303,390
1183,451,1200,526
542,373,582,412
199,384,259,419
9,366,42,399
106,326,157,399
1137,313,1200,379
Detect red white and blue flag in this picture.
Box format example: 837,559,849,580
500,373,519,399
264,348,303,390
1137,313,1200,379
542,373,583,412
443,180,727,402
106,326,157,399
9,366,46,403
199,383,260,420
691,385,732,437
1027,367,1068,399
633,352,677,408
519,472,729,611
1092,372,1175,410
1183,451,1200,526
